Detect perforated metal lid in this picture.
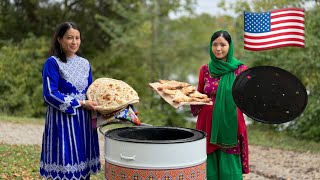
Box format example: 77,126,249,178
232,66,308,124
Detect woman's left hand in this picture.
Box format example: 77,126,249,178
81,100,98,111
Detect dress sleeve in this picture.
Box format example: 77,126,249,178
235,64,248,76
88,65,93,87
190,65,205,116
42,58,81,115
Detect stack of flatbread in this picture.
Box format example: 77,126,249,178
86,78,139,116
156,80,211,103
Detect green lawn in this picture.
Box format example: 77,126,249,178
0,144,41,179
0,143,105,179
0,114,106,179
248,126,320,154
0,114,44,125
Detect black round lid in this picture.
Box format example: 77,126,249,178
232,66,308,124
104,126,206,144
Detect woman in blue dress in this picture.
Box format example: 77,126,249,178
40,22,101,180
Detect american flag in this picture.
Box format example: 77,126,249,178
244,8,305,51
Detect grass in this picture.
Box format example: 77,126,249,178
1,114,320,179
0,143,105,180
248,125,320,154
0,144,41,179
0,114,44,125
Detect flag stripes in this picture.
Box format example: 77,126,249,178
244,8,305,51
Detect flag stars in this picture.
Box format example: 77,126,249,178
243,8,305,51
244,11,271,33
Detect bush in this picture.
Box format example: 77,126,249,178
0,34,48,117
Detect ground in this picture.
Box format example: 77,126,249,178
0,121,319,180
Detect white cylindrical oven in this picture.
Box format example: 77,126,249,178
102,126,207,180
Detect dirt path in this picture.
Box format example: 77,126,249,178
1,121,319,180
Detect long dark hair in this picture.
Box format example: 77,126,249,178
211,30,231,45
49,22,81,62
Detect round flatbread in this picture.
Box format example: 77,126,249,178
86,78,139,113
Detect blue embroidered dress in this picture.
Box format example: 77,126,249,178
40,55,101,180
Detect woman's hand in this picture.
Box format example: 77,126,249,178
81,100,98,111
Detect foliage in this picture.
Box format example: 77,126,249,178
288,91,320,141
92,0,202,127
0,34,48,117
0,0,139,56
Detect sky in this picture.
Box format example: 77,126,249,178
169,0,238,18
171,0,316,18
194,0,237,16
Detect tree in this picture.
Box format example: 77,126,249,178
91,0,199,127
0,0,121,56
0,35,48,117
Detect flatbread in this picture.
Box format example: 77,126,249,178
172,90,191,103
157,79,192,90
181,85,196,95
151,79,211,104
162,89,177,96
190,97,211,103
189,91,208,99
86,78,139,113
159,79,191,87
149,82,213,108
